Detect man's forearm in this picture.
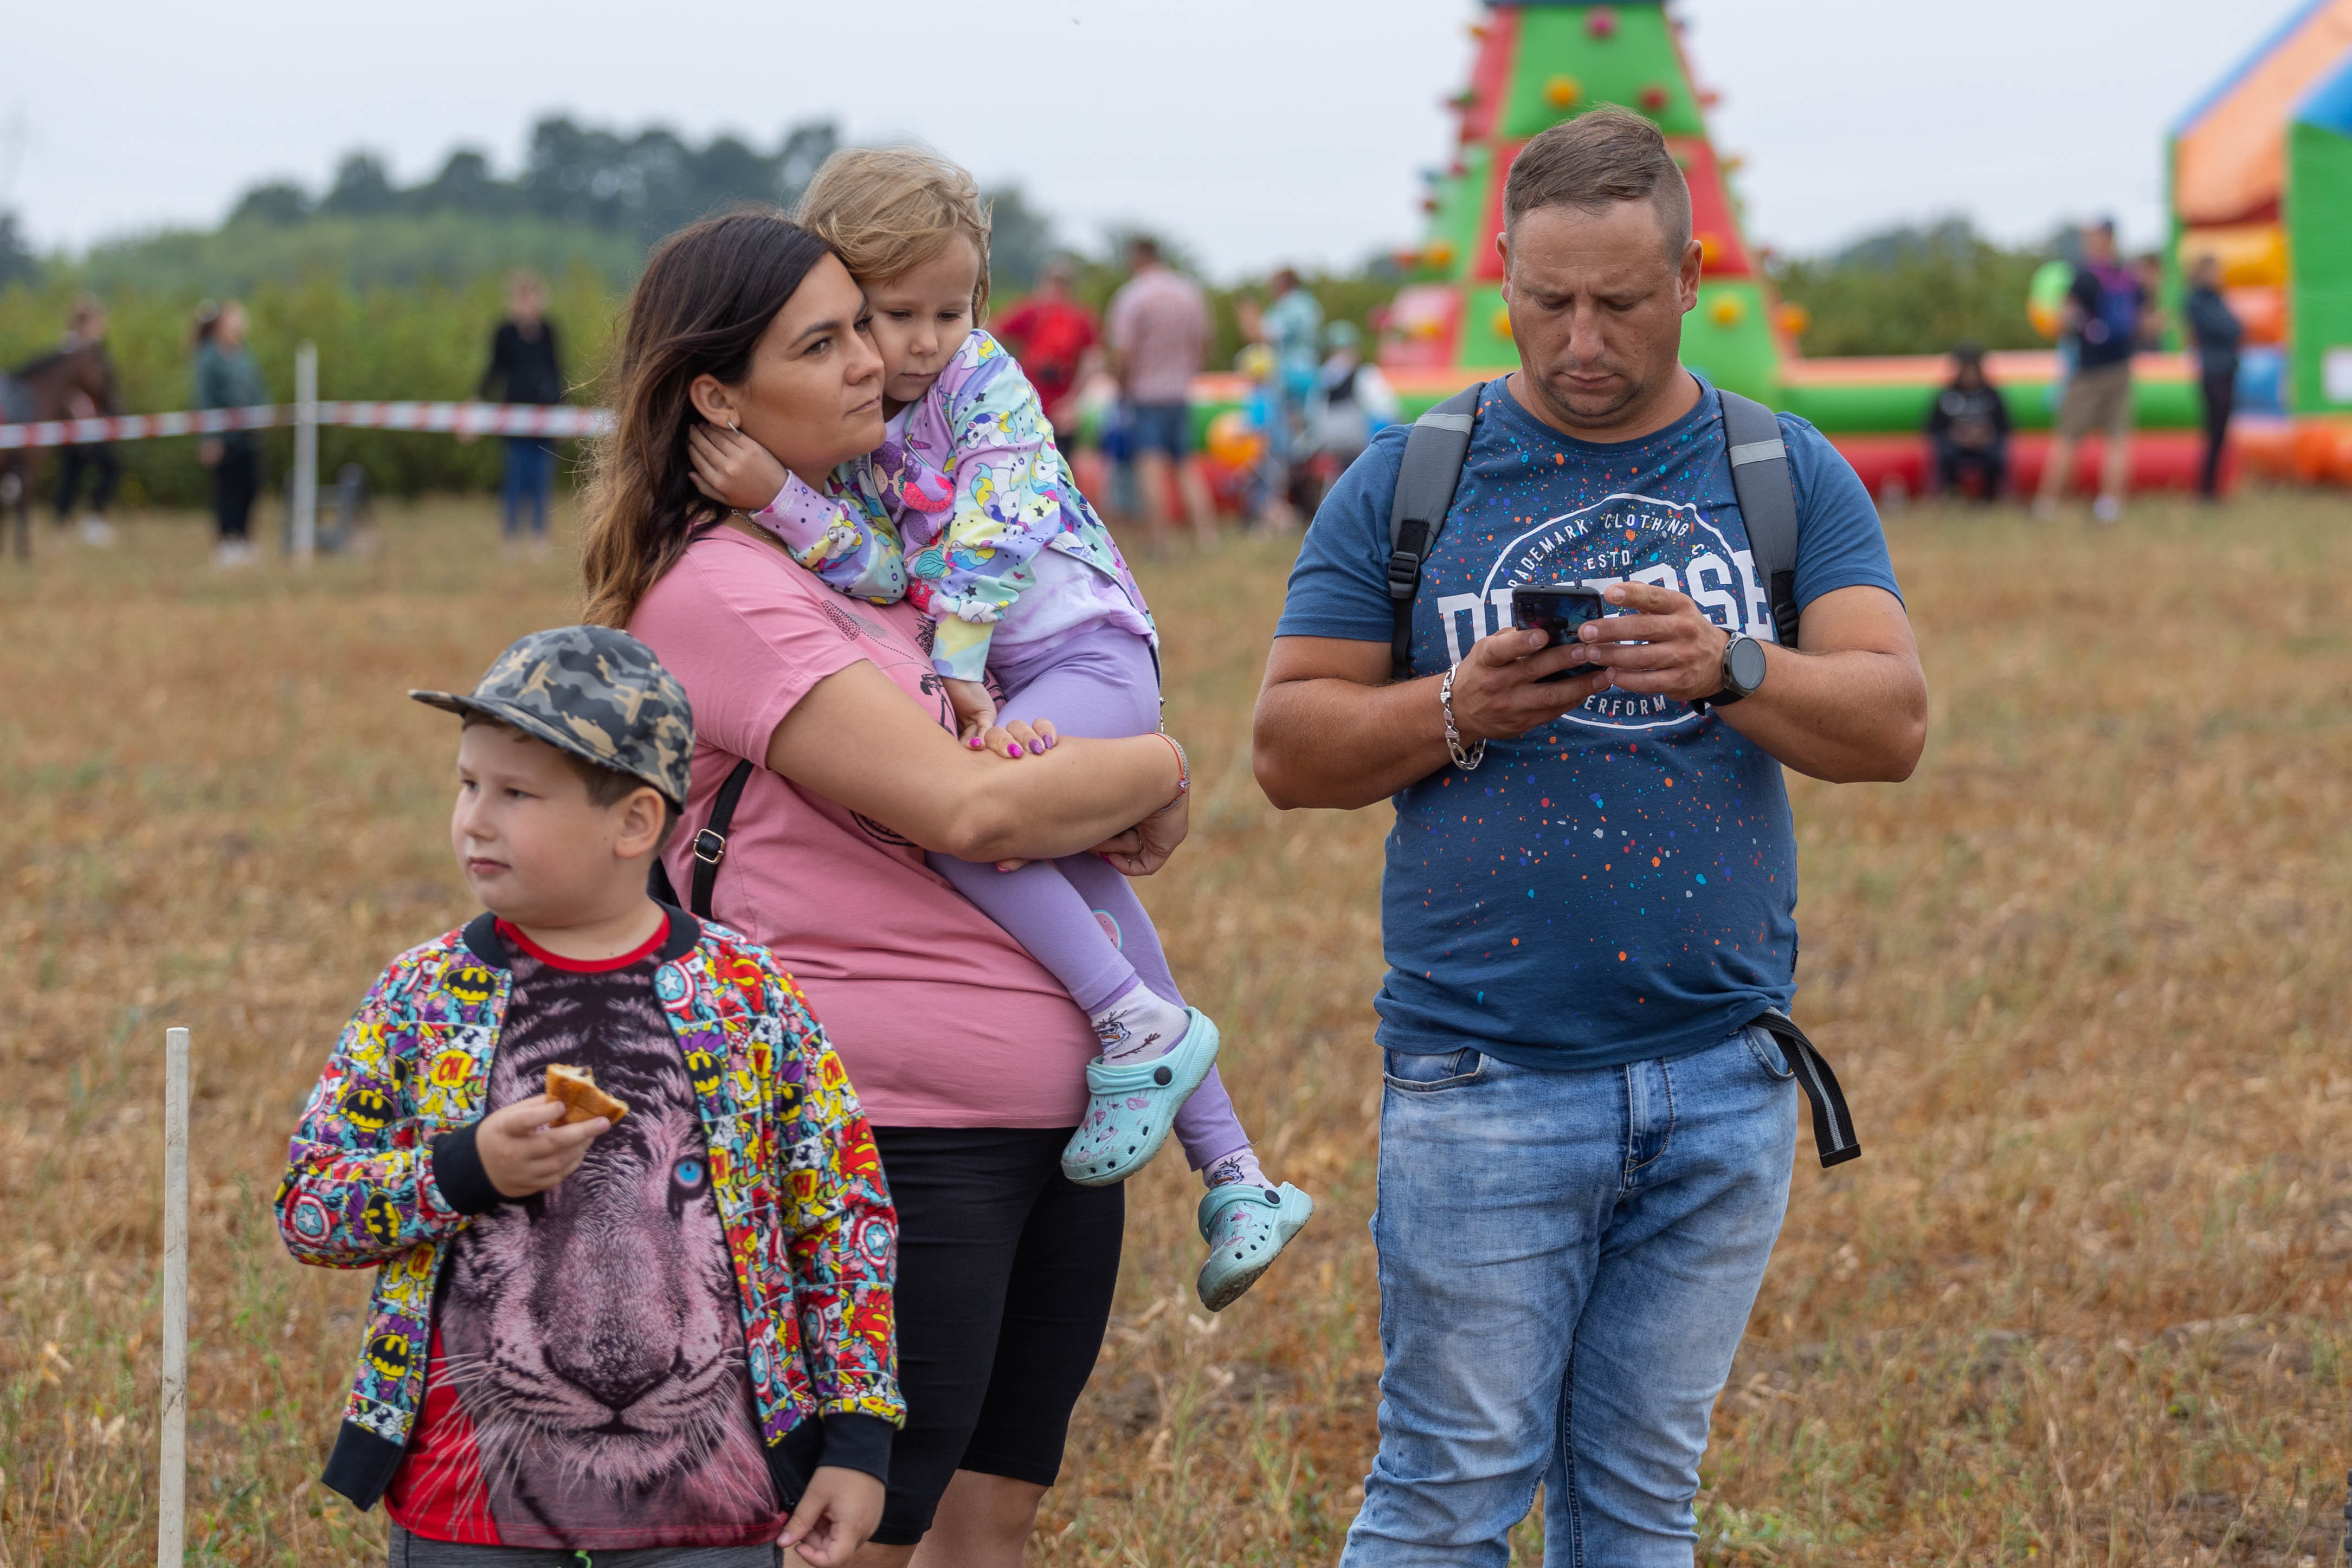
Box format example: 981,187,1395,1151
1254,674,1449,810
1254,630,1621,810
1719,644,1925,784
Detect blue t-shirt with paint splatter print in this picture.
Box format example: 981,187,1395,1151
1275,374,1900,1070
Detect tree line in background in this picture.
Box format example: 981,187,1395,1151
227,118,846,242
0,110,2066,510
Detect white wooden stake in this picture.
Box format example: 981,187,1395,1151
158,1026,190,1568
291,342,318,562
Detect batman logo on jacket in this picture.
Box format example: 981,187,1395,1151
447,966,497,1008
339,1085,393,1133
365,1331,412,1380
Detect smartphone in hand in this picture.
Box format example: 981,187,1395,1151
1510,584,1608,682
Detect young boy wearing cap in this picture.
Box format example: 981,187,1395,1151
275,624,899,1568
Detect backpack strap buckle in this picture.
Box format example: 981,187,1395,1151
1386,544,1425,600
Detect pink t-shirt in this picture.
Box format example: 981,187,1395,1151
630,526,1097,1127
1106,266,1209,404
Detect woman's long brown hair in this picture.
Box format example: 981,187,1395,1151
579,209,836,629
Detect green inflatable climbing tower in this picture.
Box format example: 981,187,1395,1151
1381,0,1783,403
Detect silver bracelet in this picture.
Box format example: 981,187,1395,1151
1439,666,1486,772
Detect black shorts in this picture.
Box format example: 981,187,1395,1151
869,1126,1123,1547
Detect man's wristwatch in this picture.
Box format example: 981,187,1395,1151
1697,633,1768,710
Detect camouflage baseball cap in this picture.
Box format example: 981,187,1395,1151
410,625,694,808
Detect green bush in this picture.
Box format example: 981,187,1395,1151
80,214,645,297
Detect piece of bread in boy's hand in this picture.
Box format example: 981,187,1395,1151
545,1064,627,1126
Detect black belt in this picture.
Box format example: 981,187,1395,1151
1749,1010,1861,1167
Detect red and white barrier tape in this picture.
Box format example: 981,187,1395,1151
0,401,612,451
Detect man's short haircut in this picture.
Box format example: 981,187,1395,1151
461,712,681,849
1503,106,1693,263
1129,235,1162,264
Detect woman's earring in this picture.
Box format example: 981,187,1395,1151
726,415,740,434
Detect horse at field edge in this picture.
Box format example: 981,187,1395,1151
1,345,113,562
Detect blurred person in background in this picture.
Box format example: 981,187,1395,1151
1105,236,1216,551
1240,267,1324,518
2185,254,2242,501
994,255,1098,430
2034,219,2154,525
1255,266,1323,439
53,294,122,546
1310,319,1400,470
193,300,267,567
1232,344,1298,532
1923,344,2008,502
476,268,567,553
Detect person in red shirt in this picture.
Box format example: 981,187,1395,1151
993,257,1097,429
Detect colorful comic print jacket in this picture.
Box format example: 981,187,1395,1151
752,329,1156,683
275,909,900,1511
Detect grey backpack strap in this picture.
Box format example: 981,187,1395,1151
1718,389,1802,647
1386,382,1486,680
1750,1010,1861,1167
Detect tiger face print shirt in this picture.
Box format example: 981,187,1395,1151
384,916,782,1550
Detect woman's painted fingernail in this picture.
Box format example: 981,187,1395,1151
1045,735,1058,748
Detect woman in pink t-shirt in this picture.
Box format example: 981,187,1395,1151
581,211,1190,1567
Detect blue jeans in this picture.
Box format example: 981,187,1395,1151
499,437,555,538
1342,1027,1797,1567
1124,401,1191,458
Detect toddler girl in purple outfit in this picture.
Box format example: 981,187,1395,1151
686,147,1311,1311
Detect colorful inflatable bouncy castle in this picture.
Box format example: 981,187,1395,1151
1329,0,2352,495
2171,0,2352,482
1179,1,2352,495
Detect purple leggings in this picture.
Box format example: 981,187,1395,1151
927,625,1248,1170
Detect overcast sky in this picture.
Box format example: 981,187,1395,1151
4,0,2293,278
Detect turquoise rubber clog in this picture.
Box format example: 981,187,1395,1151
1196,1181,1315,1312
1059,1009,1221,1186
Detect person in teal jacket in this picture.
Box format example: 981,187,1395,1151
192,300,268,565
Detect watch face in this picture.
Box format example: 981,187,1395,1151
1727,636,1769,693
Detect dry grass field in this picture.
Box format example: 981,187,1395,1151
5,491,2352,1567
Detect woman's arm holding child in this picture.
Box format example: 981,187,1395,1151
690,424,908,604
766,659,1187,868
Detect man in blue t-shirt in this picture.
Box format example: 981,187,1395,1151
2033,218,2156,525
1254,107,1926,1565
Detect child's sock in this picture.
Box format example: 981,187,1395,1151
1092,979,1191,1063
1202,1147,1268,1190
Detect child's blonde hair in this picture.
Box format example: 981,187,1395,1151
795,146,994,320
